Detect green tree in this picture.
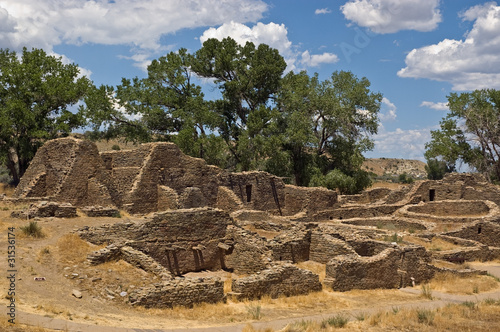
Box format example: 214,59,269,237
425,89,500,181
84,49,224,164
193,37,287,170
275,70,381,191
425,158,449,180
0,48,92,184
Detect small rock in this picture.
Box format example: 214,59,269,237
72,290,82,299
91,277,102,282
119,291,127,297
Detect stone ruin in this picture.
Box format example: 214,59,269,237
9,137,500,307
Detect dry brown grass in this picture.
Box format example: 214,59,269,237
243,300,500,331
56,234,99,264
0,318,57,332
296,261,326,282
428,272,500,294
404,236,463,251
0,183,15,196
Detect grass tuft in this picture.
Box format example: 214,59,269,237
320,314,348,328
20,221,45,238
416,309,435,325
420,283,433,300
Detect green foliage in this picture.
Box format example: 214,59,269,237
0,48,93,184
425,158,450,180
383,232,403,243
421,284,433,300
20,221,44,238
83,38,381,190
425,89,500,181
111,144,121,151
398,173,414,184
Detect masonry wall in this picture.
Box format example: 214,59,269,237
130,277,224,308
309,231,357,264
231,263,322,300
283,185,338,216
78,208,233,275
324,244,434,291
443,221,500,247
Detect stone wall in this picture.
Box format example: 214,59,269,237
14,137,114,207
283,185,338,216
443,221,500,247
79,208,233,275
231,263,322,300
309,231,357,264
324,244,434,291
130,277,224,308
11,201,77,219
270,228,311,263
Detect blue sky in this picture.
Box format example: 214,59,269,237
1,0,499,161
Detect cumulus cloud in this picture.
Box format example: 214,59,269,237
369,125,433,160
200,21,339,70
341,0,442,33
420,101,449,111
315,8,331,15
398,2,500,90
379,97,397,122
300,50,339,67
0,0,267,64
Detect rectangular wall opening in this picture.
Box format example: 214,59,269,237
246,184,252,202
429,189,436,202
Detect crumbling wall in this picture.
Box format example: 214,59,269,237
313,204,402,221
223,226,271,274
14,137,114,207
231,263,322,300
270,228,311,263
283,185,338,215
309,231,357,264
11,201,77,219
79,208,233,275
324,244,434,291
443,221,500,247
130,277,224,308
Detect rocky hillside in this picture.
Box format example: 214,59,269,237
363,158,427,179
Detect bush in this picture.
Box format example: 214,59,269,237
314,169,372,195
416,309,435,325
111,144,121,151
321,314,348,328
20,221,44,238
398,173,414,184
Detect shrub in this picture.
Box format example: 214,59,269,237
246,303,262,320
416,309,435,325
111,144,121,151
20,221,44,238
421,284,433,300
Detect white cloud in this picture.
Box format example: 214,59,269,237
420,101,449,111
379,97,397,122
369,125,433,160
398,2,500,90
200,21,339,70
0,0,267,65
300,50,339,67
341,0,441,34
315,8,331,15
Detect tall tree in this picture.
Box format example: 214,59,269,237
275,70,381,188
193,37,287,170
425,89,500,181
84,49,223,164
0,48,92,184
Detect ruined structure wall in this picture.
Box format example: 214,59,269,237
443,222,500,247
309,232,357,264
130,278,224,308
15,137,114,207
283,185,338,216
231,264,322,300
324,245,434,291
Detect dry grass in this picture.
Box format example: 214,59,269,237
428,272,500,294
243,300,500,331
56,234,99,264
296,261,326,282
0,319,56,332
404,236,463,251
0,183,15,196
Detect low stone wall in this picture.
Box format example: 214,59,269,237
11,201,77,219
231,263,322,300
130,277,224,308
284,185,338,216
309,231,357,264
270,228,311,263
443,221,500,247
312,204,403,221
341,218,427,231
81,206,120,217
324,244,434,291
